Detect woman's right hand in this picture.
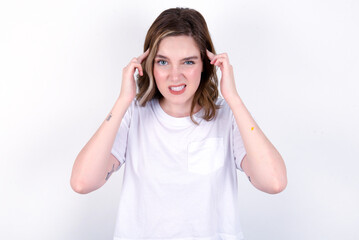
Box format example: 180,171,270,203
119,49,150,104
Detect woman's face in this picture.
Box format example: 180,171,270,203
153,35,203,111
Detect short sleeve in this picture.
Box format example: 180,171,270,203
232,115,247,172
110,101,133,168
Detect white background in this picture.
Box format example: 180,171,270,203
1,0,358,239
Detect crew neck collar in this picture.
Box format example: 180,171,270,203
152,98,204,127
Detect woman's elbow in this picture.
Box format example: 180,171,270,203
267,177,287,194
71,178,88,194
70,177,97,194
267,159,288,194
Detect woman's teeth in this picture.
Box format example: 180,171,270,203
170,85,185,91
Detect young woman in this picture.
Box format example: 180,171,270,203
71,7,287,240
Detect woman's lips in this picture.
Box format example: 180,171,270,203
169,84,186,95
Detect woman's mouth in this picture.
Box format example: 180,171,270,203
169,84,186,95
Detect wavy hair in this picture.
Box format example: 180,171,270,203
136,7,219,124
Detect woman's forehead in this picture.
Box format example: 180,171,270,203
156,35,201,58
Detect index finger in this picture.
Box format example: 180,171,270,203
137,49,150,63
206,49,215,61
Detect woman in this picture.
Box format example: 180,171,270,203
70,7,287,240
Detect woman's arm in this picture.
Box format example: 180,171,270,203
229,96,287,194
70,50,149,194
70,97,130,194
207,50,287,194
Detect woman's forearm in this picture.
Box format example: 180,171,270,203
70,96,131,194
227,95,287,194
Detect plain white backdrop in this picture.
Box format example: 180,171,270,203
1,0,358,239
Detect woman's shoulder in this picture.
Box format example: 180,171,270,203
215,97,231,112
131,98,156,108
213,97,234,121
130,98,159,115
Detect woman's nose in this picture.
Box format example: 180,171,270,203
170,66,181,81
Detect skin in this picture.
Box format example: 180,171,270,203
70,50,149,194
206,50,287,194
120,49,149,106
153,35,203,117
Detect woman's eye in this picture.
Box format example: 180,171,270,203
184,61,194,65
157,60,167,65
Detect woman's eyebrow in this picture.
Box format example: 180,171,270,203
155,54,169,59
155,54,199,61
182,56,199,61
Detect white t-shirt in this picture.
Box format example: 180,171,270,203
111,97,247,240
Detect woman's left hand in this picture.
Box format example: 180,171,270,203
206,50,239,101
207,50,287,194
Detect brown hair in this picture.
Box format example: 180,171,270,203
136,7,219,124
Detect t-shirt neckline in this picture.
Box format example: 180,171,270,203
152,98,204,127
